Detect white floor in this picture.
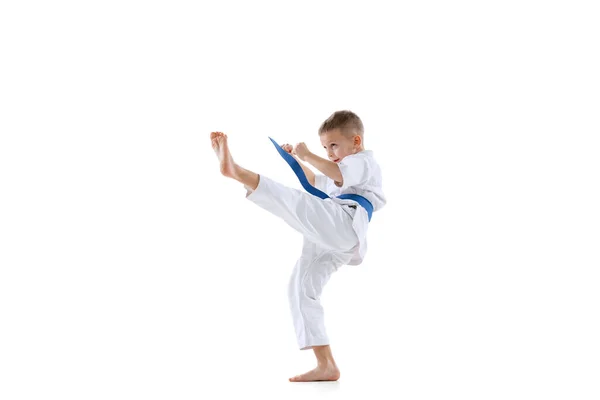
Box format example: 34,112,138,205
2,258,598,400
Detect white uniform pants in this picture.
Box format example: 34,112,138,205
246,175,358,349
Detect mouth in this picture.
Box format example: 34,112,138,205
333,158,340,163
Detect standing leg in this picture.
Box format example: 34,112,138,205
288,239,353,382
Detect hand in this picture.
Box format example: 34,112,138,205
293,142,311,161
281,143,293,154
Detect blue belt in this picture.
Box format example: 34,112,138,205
269,137,373,221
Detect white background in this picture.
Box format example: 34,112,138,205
1,1,599,399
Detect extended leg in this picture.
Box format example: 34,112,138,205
246,174,358,252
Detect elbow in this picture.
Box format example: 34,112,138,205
334,166,343,183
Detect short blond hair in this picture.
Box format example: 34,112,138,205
318,110,364,138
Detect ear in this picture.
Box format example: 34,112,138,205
354,135,362,147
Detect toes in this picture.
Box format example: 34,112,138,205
210,132,226,139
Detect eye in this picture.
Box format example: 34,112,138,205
331,144,337,147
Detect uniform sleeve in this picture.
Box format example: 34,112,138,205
314,174,329,193
337,154,370,190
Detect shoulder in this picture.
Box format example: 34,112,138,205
341,150,373,162
352,149,373,158
340,150,378,168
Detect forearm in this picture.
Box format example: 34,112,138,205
294,155,316,186
304,152,343,184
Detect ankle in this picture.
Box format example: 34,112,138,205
317,359,337,369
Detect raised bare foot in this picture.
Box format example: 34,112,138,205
289,363,340,382
210,131,238,179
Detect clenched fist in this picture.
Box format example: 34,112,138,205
293,142,311,161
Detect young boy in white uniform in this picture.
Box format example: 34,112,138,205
210,110,386,382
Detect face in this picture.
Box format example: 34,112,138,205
320,129,362,163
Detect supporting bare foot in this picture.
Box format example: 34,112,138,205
210,131,238,179
289,363,340,382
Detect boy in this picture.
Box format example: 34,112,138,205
210,110,386,381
